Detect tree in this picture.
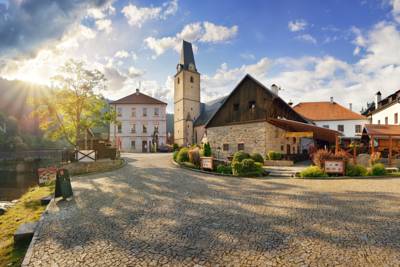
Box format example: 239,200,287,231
33,59,112,148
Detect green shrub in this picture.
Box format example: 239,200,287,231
369,163,386,176
267,151,283,160
216,165,232,174
299,166,327,178
173,151,179,162
203,142,212,157
346,164,368,177
250,153,264,163
173,143,179,151
177,147,189,163
231,158,264,177
232,151,250,162
188,148,201,167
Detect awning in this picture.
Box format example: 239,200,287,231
363,124,400,137
267,118,342,143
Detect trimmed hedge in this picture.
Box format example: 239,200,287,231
267,151,283,160
299,166,327,178
232,158,264,177
250,153,264,163
232,151,250,162
370,163,386,176
203,142,212,157
216,165,232,174
173,151,179,162
346,164,368,177
176,147,189,163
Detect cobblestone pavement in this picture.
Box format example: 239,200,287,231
26,153,400,266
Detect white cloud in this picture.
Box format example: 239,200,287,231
114,50,130,58
353,46,361,55
95,19,112,34
240,53,256,60
145,21,238,57
295,34,317,44
122,0,178,28
288,20,308,32
200,22,238,43
128,66,145,77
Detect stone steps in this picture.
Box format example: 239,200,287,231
14,222,38,244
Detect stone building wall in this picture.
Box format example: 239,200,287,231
206,121,297,159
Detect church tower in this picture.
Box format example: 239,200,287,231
174,40,201,146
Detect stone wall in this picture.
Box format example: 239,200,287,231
206,121,298,159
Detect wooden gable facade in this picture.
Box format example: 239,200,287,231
206,75,307,128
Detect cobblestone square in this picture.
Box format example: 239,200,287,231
25,153,400,266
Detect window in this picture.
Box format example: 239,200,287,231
154,126,159,133
154,107,159,116
223,144,229,151
143,124,147,133
337,125,344,132
117,124,122,133
117,107,122,117
395,113,398,124
143,108,147,117
385,117,388,125
131,124,136,133
248,100,256,110
355,125,362,134
131,140,135,149
378,120,381,125
322,125,330,129
177,77,180,84
238,143,244,151
131,107,136,117
190,76,194,83
233,103,239,111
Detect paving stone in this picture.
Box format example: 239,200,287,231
25,153,400,266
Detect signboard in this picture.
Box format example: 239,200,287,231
285,131,313,138
200,157,213,170
38,167,57,185
324,160,345,175
77,150,96,162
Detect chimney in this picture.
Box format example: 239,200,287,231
375,91,382,108
271,84,279,95
349,103,352,111
136,88,140,95
330,97,334,104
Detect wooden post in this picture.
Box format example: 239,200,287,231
335,135,339,154
389,136,393,166
371,135,375,155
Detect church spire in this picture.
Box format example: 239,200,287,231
178,40,196,72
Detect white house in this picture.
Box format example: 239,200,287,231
369,91,400,125
109,89,167,152
293,98,368,139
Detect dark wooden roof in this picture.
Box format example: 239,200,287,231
110,90,167,105
194,96,227,126
267,118,342,143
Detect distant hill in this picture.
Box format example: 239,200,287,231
167,113,174,135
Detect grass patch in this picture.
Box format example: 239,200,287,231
0,182,54,267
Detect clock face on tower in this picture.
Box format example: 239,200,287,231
188,63,195,71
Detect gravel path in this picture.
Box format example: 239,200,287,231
25,153,400,266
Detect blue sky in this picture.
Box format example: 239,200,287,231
1,0,400,112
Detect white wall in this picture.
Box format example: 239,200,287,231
110,103,167,152
371,102,400,125
314,119,368,138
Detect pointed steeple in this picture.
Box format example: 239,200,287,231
178,40,196,72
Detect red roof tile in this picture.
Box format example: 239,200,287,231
293,102,366,121
110,91,167,105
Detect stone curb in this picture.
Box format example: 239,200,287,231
21,196,55,267
69,158,127,177
292,175,400,180
171,159,270,179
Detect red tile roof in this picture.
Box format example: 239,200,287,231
293,102,366,121
110,90,167,105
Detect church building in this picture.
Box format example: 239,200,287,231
173,40,341,158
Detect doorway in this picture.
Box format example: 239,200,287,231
142,141,148,152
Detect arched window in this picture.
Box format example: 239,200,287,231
190,76,194,83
